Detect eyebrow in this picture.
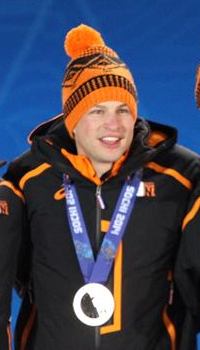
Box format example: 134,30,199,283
94,103,128,108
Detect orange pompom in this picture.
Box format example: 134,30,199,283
64,24,105,59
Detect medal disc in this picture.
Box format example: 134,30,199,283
73,283,115,326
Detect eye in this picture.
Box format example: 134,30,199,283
118,107,131,114
88,108,104,115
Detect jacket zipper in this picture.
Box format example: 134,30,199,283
94,185,105,349
168,280,174,305
96,185,105,251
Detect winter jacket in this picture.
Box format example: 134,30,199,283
0,115,200,350
175,173,200,339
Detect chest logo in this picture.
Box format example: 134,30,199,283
136,181,156,197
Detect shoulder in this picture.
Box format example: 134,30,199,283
171,144,199,160
153,143,200,184
3,148,49,188
163,143,200,169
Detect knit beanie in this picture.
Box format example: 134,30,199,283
195,65,200,108
62,24,138,136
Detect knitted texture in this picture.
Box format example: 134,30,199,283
62,24,138,136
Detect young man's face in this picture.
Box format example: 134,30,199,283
73,101,137,176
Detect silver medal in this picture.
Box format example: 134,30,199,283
73,283,115,326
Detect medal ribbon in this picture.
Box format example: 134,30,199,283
64,171,141,284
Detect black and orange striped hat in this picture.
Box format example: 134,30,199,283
62,24,138,136
195,65,200,108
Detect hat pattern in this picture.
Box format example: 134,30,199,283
62,24,138,136
62,54,136,118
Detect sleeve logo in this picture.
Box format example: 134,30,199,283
0,200,9,215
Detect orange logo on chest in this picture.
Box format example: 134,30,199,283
144,182,156,197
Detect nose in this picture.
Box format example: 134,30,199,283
103,112,121,130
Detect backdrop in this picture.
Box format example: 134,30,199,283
0,0,200,348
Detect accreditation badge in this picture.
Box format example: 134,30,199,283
73,283,115,326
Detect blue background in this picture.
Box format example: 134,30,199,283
0,0,200,348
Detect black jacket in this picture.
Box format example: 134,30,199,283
0,115,200,350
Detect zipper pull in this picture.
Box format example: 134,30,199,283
63,174,72,193
168,281,174,305
96,186,105,209
64,174,71,184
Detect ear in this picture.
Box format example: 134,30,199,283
71,128,76,140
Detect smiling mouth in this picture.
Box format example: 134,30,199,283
100,136,122,145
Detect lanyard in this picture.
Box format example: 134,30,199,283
64,171,141,284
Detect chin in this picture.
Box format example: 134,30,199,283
105,155,123,163
97,150,126,164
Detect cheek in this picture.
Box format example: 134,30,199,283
74,121,97,141
82,121,100,137
125,120,135,141
125,119,135,132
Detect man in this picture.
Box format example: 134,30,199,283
171,64,200,349
0,24,200,350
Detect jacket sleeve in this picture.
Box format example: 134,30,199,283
0,180,25,350
175,183,200,332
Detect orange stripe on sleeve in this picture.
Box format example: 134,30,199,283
20,304,37,350
182,197,200,231
19,163,51,190
162,305,176,350
0,180,25,201
6,323,12,350
146,162,192,189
